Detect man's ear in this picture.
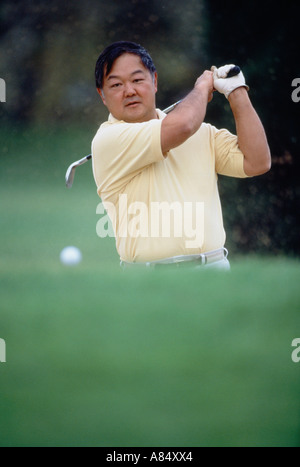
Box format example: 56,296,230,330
153,72,158,94
97,88,106,106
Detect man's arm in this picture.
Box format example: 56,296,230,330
228,88,271,176
212,65,271,176
160,71,214,154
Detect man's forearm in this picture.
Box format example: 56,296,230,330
160,71,213,154
228,88,271,176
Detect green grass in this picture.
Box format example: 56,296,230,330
0,125,300,447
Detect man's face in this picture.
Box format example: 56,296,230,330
98,53,158,123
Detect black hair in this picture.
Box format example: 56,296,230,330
95,41,156,89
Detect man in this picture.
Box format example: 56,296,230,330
92,41,271,269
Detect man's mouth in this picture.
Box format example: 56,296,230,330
125,101,141,108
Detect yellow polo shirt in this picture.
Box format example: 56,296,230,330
92,109,248,262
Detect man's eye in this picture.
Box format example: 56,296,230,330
133,79,143,83
111,83,121,88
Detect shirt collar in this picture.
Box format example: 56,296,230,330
108,109,166,123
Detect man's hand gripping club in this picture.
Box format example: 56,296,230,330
211,64,249,99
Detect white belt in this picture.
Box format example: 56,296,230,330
120,248,228,269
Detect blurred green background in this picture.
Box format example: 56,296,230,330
0,0,299,447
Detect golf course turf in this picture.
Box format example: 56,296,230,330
0,126,299,447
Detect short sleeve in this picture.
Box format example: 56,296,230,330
214,128,249,178
92,118,165,196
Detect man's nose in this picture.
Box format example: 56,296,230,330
124,82,136,96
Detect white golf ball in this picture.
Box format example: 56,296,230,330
60,246,82,266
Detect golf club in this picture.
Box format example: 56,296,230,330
65,66,241,188
65,101,181,188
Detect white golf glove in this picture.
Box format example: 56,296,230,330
211,64,249,99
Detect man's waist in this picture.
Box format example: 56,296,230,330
120,248,228,269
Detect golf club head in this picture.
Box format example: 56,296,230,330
65,154,92,188
65,164,77,188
